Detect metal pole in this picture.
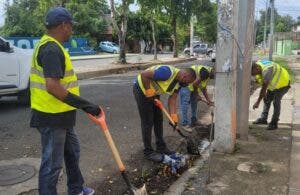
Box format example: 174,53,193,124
190,16,194,56
269,0,275,60
263,0,269,49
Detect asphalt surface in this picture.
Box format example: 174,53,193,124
0,59,213,194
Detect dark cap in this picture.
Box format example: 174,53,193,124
45,7,76,27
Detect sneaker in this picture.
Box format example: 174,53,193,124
253,118,268,125
78,187,95,195
145,151,163,162
266,123,278,130
156,147,175,155
181,125,193,133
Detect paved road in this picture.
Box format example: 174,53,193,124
0,59,213,194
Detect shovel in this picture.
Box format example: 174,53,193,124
88,109,147,195
153,99,200,155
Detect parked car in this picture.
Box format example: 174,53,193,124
99,41,120,54
183,43,214,56
0,37,33,104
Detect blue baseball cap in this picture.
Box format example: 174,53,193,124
45,7,76,27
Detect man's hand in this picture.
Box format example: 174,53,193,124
196,95,202,102
253,101,260,110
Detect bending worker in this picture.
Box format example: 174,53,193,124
252,59,290,130
30,7,100,195
133,65,196,162
179,65,214,132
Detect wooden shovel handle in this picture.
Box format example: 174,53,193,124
88,109,125,172
154,99,176,126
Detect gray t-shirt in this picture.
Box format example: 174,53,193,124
262,67,273,84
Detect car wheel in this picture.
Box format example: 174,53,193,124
113,50,117,54
184,50,190,56
18,87,30,106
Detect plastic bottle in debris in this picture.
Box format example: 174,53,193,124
198,139,210,154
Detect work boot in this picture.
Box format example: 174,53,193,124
253,118,268,125
266,123,278,130
144,152,163,162
181,125,193,133
156,147,175,155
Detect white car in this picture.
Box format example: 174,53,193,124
0,37,33,104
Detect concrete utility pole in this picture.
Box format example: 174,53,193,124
190,16,195,56
269,0,275,60
236,0,256,140
214,0,239,153
263,0,269,49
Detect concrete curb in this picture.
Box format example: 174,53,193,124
164,150,210,195
76,57,197,80
71,53,138,61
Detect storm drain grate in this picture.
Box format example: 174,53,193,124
0,164,36,186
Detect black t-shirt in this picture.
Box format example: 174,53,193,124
30,42,76,128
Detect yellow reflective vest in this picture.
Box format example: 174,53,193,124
30,35,80,113
188,65,211,92
255,60,290,91
137,65,180,95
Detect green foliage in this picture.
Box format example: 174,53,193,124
1,0,109,48
255,8,296,44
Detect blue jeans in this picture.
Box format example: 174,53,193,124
179,87,198,125
38,127,84,195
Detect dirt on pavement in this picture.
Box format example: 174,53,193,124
182,124,291,195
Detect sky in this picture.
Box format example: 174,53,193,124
0,0,300,28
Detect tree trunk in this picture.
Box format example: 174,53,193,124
109,0,127,64
171,14,178,58
150,19,157,60
119,31,126,63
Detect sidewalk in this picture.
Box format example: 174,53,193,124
71,53,197,80
164,56,299,195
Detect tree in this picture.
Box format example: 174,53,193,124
255,8,295,44
137,0,162,60
0,0,109,48
109,0,133,64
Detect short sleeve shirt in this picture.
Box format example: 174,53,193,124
30,42,76,128
262,67,273,84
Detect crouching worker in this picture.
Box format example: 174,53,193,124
179,65,214,132
133,65,196,162
251,59,290,130
30,7,100,195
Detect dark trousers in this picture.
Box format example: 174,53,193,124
133,84,166,155
261,86,290,124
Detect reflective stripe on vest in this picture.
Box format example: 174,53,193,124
30,34,80,113
256,60,290,91
188,65,211,91
137,65,180,95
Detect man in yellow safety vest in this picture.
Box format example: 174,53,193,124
179,65,214,132
30,7,100,195
133,65,196,162
251,59,290,130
